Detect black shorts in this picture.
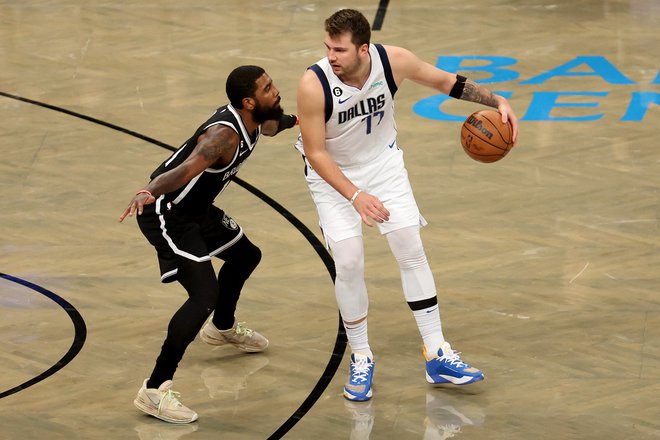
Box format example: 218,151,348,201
137,203,243,283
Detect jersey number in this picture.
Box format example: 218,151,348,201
362,111,385,134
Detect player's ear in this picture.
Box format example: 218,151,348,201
242,97,256,110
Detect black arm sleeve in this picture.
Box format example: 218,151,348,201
449,75,467,99
276,114,298,134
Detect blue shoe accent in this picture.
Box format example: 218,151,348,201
424,343,484,385
344,353,375,401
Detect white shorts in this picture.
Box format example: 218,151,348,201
304,145,427,243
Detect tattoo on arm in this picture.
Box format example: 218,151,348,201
461,80,500,107
145,128,237,195
198,127,236,164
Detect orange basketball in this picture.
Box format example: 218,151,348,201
460,109,514,163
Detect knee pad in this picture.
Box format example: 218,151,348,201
329,236,365,281
387,226,428,270
387,227,436,302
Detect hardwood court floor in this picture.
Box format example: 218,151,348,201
1,1,659,439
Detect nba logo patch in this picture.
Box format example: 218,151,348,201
222,213,238,230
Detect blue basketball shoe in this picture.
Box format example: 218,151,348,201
343,353,375,401
424,342,484,385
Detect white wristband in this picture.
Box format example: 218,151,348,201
349,189,362,204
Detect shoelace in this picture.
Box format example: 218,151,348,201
235,322,254,337
159,389,184,411
350,358,372,383
440,347,467,368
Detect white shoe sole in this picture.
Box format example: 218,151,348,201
343,388,373,401
199,329,269,352
134,396,198,424
426,372,484,385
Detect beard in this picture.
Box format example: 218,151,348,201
253,99,284,124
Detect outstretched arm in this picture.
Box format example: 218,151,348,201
385,45,518,143
119,125,239,221
297,70,389,227
261,114,299,137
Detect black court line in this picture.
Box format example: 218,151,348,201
235,180,346,440
372,0,390,30
0,91,172,150
0,91,346,439
0,273,87,399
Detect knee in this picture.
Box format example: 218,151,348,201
244,242,262,270
177,260,220,309
393,240,427,270
328,237,365,281
398,248,428,270
227,237,262,270
334,252,364,281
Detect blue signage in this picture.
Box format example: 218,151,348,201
412,56,659,121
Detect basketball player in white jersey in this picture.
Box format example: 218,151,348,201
295,9,518,402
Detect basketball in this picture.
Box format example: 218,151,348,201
460,109,514,163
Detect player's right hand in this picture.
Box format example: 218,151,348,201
119,191,155,222
496,96,519,144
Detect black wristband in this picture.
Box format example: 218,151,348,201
449,74,467,99
276,114,298,133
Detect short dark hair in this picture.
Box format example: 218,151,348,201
325,9,371,47
226,65,265,109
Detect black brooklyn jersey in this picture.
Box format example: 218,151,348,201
150,104,260,215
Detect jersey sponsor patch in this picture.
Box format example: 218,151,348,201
369,80,384,90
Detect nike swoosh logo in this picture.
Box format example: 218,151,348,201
388,140,396,149
439,374,475,384
338,96,352,104
147,394,160,407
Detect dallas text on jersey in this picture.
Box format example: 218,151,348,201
338,94,386,124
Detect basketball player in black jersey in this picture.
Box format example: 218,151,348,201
119,65,298,424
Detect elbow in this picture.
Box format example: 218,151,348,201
303,147,324,168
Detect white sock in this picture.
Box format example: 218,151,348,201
412,305,445,355
345,319,373,360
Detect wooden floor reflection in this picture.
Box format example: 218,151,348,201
1,1,659,439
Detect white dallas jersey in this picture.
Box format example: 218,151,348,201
295,43,398,167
